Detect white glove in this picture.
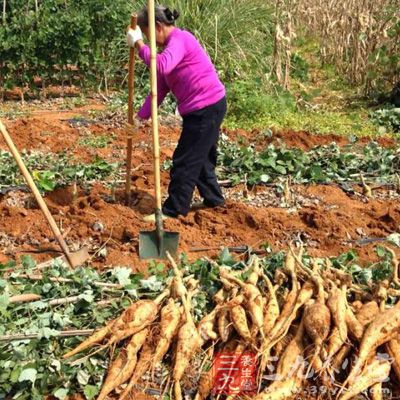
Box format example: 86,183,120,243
126,27,143,47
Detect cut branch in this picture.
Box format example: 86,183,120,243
10,273,123,289
0,329,94,342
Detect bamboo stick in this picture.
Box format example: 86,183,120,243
0,329,94,342
148,0,162,211
8,292,119,307
125,14,138,205
48,296,118,306
11,273,123,289
3,255,69,274
10,294,42,303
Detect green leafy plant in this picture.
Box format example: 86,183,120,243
370,107,400,133
0,257,147,399
0,0,273,97
78,134,116,149
216,136,400,185
0,150,120,192
226,80,297,126
291,53,310,82
0,243,396,398
0,0,132,94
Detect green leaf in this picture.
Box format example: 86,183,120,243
309,165,324,181
84,384,99,400
21,255,36,270
78,291,94,303
387,233,400,247
38,327,60,339
0,293,10,313
219,248,234,265
30,301,48,310
77,370,90,386
51,360,62,372
18,368,37,384
155,263,165,273
274,165,287,174
260,174,270,183
126,286,139,298
113,267,132,286
376,246,388,258
54,388,69,399
53,313,72,328
140,276,163,292
41,283,53,293
11,367,21,383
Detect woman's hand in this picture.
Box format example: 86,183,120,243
125,115,148,138
134,114,149,129
126,26,143,48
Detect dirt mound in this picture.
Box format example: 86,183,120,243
3,113,395,160
1,104,399,272
224,127,396,150
0,116,179,167
1,182,399,271
1,118,78,153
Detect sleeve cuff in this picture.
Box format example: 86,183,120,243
137,108,150,120
138,45,150,64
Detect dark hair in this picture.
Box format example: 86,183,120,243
137,5,180,27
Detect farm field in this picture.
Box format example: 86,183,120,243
1,100,399,270
1,0,400,399
1,97,400,400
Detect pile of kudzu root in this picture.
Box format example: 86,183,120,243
63,248,400,400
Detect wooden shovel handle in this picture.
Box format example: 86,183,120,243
125,14,138,205
128,14,137,124
148,0,162,210
0,120,75,267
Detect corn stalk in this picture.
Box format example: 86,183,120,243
273,0,296,90
296,0,400,93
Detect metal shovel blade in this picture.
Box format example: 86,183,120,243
139,230,179,260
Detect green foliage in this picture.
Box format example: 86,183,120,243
217,136,400,185
291,53,310,82
370,107,400,133
330,246,395,285
162,0,274,80
0,0,273,94
0,0,131,91
0,150,120,192
105,86,176,116
0,108,30,120
0,258,135,399
225,107,379,137
226,80,297,125
0,244,397,398
365,17,400,93
78,133,116,149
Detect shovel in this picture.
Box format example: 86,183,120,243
0,119,90,268
139,0,179,260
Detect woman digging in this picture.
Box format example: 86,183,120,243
127,5,227,221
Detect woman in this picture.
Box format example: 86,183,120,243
127,5,227,220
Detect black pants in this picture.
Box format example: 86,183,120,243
162,96,227,217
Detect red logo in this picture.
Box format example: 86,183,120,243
212,352,257,395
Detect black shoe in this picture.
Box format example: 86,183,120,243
191,200,225,211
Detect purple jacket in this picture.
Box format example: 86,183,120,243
137,28,225,119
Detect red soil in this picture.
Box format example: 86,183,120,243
1,108,399,271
